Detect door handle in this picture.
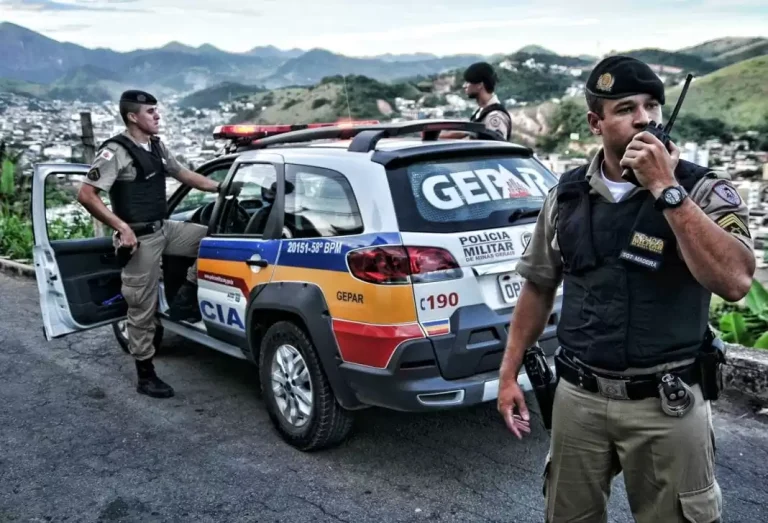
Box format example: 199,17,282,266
246,259,269,268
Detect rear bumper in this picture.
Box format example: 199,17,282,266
338,298,561,412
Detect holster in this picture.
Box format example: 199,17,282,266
522,344,558,430
697,329,727,401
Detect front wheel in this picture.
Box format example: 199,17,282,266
113,319,164,355
259,321,354,451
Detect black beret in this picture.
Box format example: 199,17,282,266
119,89,157,105
464,62,496,85
585,55,665,105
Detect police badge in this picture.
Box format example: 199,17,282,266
595,73,615,93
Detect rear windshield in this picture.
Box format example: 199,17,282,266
387,154,559,233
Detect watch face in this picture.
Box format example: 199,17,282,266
664,188,682,205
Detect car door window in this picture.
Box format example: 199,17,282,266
172,166,231,214
45,172,111,240
219,163,278,236
284,165,364,238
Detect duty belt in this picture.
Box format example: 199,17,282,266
555,350,700,400
128,219,164,237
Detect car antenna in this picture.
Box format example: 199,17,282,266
342,74,353,121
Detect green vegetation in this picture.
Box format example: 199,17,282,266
536,99,594,152
178,81,266,109
0,147,98,262
710,280,768,350
666,55,768,129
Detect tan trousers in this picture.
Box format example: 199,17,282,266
543,379,722,523
116,220,207,361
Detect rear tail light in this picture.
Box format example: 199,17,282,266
347,246,462,285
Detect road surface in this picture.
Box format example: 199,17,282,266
1,273,767,523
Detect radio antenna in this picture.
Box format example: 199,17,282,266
342,74,352,121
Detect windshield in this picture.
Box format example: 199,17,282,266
387,154,559,233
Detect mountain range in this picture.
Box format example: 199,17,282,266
0,21,766,106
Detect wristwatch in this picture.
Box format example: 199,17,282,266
654,185,687,211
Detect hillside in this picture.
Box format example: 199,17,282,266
229,75,424,124
622,48,717,75
0,22,490,93
682,37,768,67
178,82,266,109
666,55,768,129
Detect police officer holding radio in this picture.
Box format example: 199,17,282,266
77,89,221,399
497,56,754,522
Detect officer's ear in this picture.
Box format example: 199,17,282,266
587,111,602,136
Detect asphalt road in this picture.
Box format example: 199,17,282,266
1,273,767,523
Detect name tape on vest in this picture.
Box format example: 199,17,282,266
420,165,550,211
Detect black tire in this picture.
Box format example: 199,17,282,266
259,321,354,451
113,319,164,355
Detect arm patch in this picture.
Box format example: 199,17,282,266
716,213,750,238
87,167,100,181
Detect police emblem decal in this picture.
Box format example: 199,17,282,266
522,231,532,249
595,73,615,92
712,181,741,206
137,94,146,103
87,168,100,181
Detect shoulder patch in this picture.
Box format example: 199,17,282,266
716,213,750,238
98,149,114,162
87,167,100,181
488,114,502,128
712,180,742,206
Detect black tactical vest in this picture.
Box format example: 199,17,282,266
101,134,168,224
555,160,713,371
470,102,511,140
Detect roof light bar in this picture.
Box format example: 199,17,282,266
213,120,380,140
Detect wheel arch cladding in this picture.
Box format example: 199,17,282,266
246,282,363,410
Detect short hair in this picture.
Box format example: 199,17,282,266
585,92,604,118
119,100,142,125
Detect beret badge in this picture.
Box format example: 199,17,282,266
596,73,615,93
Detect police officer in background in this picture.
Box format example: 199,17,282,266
442,61,512,140
77,90,221,399
496,56,755,522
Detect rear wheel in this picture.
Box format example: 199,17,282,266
113,319,164,355
259,321,354,451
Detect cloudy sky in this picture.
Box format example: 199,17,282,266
1,0,766,57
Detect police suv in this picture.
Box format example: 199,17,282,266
32,120,562,451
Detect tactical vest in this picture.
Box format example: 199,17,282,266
555,160,713,371
470,102,511,140
101,134,168,224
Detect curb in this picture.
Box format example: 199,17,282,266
0,257,35,279
723,343,768,403
0,256,766,402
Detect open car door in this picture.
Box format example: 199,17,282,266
32,163,127,340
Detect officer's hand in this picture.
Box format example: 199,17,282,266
497,378,531,440
118,228,138,252
620,132,679,194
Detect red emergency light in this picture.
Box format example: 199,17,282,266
213,120,380,141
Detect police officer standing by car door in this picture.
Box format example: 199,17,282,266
496,56,755,522
76,90,222,399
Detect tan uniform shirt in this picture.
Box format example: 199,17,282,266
516,148,754,289
83,130,183,192
476,94,511,139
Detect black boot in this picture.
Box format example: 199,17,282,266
135,358,175,398
169,281,201,323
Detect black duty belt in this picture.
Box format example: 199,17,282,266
128,220,164,237
555,351,700,400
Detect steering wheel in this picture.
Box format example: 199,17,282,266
194,201,249,232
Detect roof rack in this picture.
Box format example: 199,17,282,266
245,119,506,152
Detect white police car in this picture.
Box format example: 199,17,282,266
31,120,562,451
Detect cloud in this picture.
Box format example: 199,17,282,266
2,0,141,11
